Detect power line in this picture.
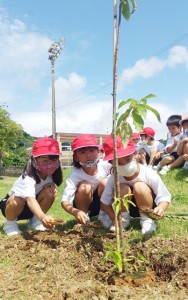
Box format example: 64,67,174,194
56,32,188,109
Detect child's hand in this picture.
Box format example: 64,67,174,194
173,138,178,145
153,207,165,218
41,215,55,229
75,210,89,225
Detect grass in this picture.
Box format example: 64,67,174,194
0,168,188,238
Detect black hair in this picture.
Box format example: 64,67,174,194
72,147,99,168
73,153,82,168
181,119,188,126
166,115,182,127
22,155,63,186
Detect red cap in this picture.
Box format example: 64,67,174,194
139,127,155,137
32,137,61,157
72,134,100,151
131,132,140,139
103,135,136,161
179,117,188,125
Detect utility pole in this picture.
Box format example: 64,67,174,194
48,38,64,139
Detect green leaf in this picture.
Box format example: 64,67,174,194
117,108,132,127
119,122,132,146
118,98,135,109
129,0,137,14
137,253,149,264
132,109,144,131
121,0,130,21
113,251,123,272
136,104,147,119
145,104,161,122
113,113,119,121
143,94,157,99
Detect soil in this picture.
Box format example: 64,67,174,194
0,222,188,300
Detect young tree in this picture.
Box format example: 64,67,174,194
112,0,160,266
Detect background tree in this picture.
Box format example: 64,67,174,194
0,108,38,171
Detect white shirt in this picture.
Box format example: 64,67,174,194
101,164,171,206
138,140,165,156
165,133,183,153
8,175,53,198
61,161,111,205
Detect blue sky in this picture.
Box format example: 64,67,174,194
0,0,188,139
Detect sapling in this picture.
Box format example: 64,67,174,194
111,0,161,273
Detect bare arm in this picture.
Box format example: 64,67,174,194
154,201,169,217
166,138,178,153
26,197,54,228
61,201,89,225
177,138,188,155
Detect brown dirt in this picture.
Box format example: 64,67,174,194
0,222,188,300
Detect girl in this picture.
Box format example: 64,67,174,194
0,137,63,236
99,135,171,234
61,134,111,225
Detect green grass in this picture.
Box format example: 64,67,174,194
0,168,187,238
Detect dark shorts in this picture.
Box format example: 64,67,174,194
129,190,156,218
0,194,34,220
170,152,179,160
73,187,100,217
145,153,162,166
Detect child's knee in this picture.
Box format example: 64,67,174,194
77,181,92,195
6,196,25,210
120,183,131,197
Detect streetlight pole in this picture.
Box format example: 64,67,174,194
48,38,64,139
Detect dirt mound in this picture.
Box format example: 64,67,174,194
0,224,187,300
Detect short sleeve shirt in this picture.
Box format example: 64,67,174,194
61,161,111,205
8,175,53,198
101,164,171,206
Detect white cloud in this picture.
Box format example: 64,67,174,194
119,45,188,88
0,7,187,141
167,46,188,68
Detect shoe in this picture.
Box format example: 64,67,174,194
98,210,113,229
121,212,130,229
85,212,90,224
140,213,156,234
109,225,116,232
183,161,188,170
147,165,153,169
153,163,162,172
109,212,130,232
3,220,22,236
28,215,48,231
159,165,170,175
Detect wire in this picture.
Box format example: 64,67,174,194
56,32,188,109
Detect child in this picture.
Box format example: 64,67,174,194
98,135,171,234
61,134,111,225
130,132,141,150
98,145,105,160
157,115,184,175
0,137,63,236
138,127,166,167
177,117,188,169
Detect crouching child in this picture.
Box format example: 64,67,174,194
98,135,171,234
